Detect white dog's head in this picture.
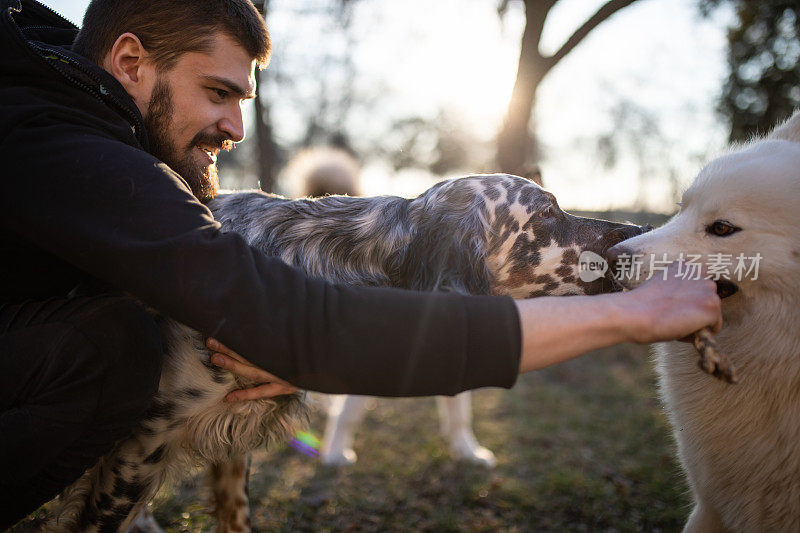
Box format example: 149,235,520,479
607,110,800,320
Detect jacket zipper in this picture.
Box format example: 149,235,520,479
7,2,146,143
29,42,146,141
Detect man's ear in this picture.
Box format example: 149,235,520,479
768,109,800,144
103,32,155,112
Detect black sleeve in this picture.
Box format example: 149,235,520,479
1,122,521,397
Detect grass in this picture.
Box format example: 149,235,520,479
13,343,693,532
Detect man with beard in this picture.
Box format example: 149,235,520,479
0,0,722,525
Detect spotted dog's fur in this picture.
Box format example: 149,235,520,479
48,174,644,531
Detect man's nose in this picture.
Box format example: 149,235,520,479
219,105,245,143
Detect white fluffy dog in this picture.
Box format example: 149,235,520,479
608,111,800,532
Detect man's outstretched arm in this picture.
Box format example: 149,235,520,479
212,266,722,400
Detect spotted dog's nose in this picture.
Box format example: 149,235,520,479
605,244,632,267
605,224,650,271
603,223,650,245
605,243,636,286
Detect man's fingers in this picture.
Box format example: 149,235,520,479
712,314,723,334
211,352,264,382
211,352,297,389
206,338,247,364
703,280,723,334
226,383,298,402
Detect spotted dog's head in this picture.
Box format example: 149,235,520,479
400,174,647,297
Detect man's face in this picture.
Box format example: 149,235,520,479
143,33,256,202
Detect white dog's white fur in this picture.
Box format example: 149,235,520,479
612,111,800,532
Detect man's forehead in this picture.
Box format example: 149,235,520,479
180,33,257,97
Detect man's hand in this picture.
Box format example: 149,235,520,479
622,263,722,344
206,338,299,402
516,263,723,373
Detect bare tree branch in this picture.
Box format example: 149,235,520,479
545,0,639,73
495,0,640,175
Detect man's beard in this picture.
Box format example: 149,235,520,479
144,77,227,202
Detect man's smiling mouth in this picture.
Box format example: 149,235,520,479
195,145,219,164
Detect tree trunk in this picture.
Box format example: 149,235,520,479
495,1,552,176
495,0,639,178
253,0,278,192
253,86,278,192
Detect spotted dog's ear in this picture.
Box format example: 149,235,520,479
768,109,800,143
398,209,493,295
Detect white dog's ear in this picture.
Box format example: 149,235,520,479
768,109,800,143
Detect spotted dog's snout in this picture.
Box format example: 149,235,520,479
605,244,632,279
603,225,651,288
603,223,651,246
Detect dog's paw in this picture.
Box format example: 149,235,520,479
448,432,497,467
454,445,497,468
320,447,358,466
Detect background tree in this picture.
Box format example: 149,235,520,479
700,0,800,141
495,0,640,177
249,0,281,192
591,97,714,210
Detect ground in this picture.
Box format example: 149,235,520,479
16,342,693,532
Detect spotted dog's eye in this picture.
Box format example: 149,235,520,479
706,220,740,237
539,206,554,218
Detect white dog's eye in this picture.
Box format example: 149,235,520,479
707,220,740,237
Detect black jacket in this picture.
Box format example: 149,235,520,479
0,0,520,396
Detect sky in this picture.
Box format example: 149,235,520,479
41,0,732,212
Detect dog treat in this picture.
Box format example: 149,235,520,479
693,328,738,384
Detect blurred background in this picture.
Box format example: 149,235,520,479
44,0,800,213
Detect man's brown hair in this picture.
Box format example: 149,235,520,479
73,0,271,70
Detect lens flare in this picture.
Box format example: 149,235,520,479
289,430,321,457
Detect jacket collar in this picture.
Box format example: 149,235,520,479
3,0,149,149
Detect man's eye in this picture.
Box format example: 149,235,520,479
706,220,740,237
211,88,228,100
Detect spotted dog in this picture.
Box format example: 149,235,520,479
48,174,645,531
319,175,645,467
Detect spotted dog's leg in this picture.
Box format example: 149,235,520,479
49,442,167,532
437,392,496,467
209,456,251,533
48,407,178,532
320,395,369,465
